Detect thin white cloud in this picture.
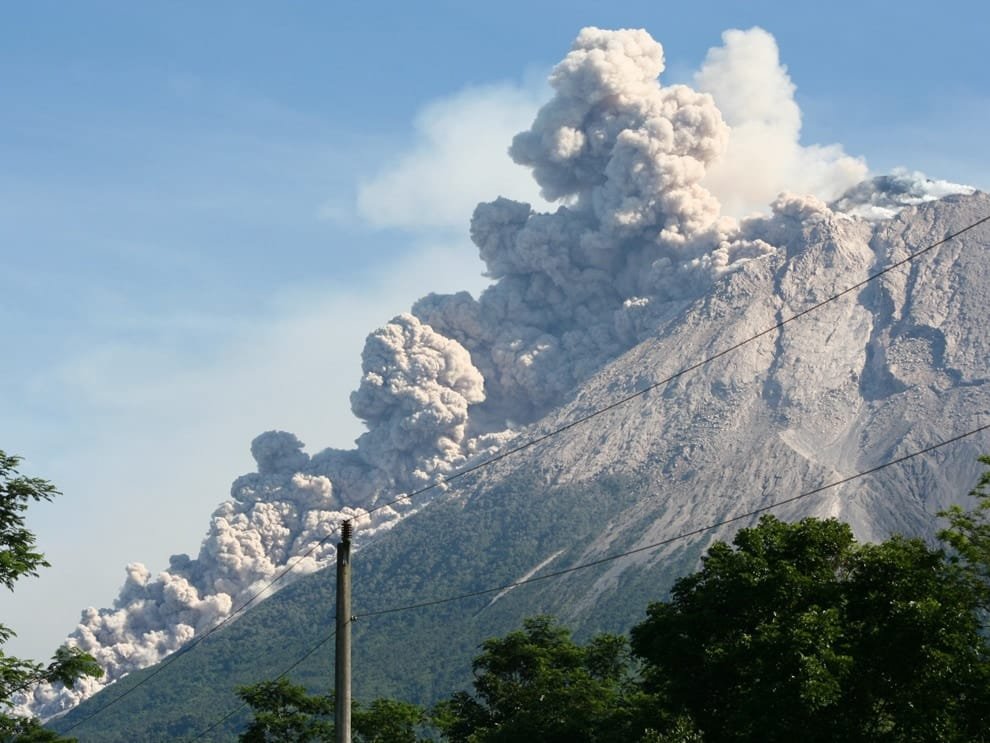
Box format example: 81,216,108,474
354,81,553,231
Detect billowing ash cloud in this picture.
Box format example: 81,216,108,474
22,431,386,717
414,27,777,425
20,316,498,718
22,26,975,718
349,313,487,489
509,27,729,241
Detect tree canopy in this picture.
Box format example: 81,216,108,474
437,456,990,741
236,678,425,742
939,454,990,608
0,450,102,742
631,516,989,741
433,615,643,743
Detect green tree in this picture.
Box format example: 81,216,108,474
236,677,333,742
434,615,644,743
353,698,425,743
630,515,990,743
0,450,102,741
839,534,990,740
236,678,426,742
939,455,990,607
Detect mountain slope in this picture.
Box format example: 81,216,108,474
51,192,990,741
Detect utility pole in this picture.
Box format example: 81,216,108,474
335,520,352,743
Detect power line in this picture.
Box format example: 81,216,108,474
174,421,990,739
172,420,990,738
53,211,990,732
163,421,990,739
360,213,990,518
185,630,337,742
58,523,343,735
354,422,990,620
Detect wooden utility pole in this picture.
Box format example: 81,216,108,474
335,519,352,743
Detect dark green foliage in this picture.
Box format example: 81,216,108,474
237,678,333,742
630,515,990,742
347,470,675,707
353,698,425,743
51,470,678,741
236,678,425,742
1,716,77,742
939,454,990,607
439,494,990,741
839,536,989,740
0,450,102,741
434,615,639,742
52,458,990,741
0,450,58,591
631,517,859,741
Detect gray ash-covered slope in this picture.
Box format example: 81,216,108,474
369,192,990,681
400,190,990,618
493,190,990,563
52,191,990,742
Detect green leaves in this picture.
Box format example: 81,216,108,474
231,458,990,742
0,450,59,592
237,677,334,742
236,678,428,742
426,462,990,742
939,455,990,607
45,647,104,691
631,513,990,742
353,698,425,743
0,449,103,740
435,616,639,743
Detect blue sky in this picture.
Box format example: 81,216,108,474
2,1,988,659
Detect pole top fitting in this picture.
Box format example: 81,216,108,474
341,519,352,544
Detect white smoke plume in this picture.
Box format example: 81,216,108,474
22,26,975,719
695,27,868,218
21,431,390,717
355,83,551,231
830,168,976,221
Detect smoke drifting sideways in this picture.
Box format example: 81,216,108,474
21,27,975,719
20,315,508,719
